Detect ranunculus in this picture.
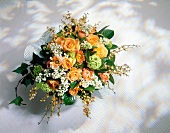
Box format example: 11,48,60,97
86,34,99,46
47,80,60,90
76,50,85,64
63,38,80,52
50,56,62,69
62,57,76,69
54,36,65,46
67,67,82,82
93,44,108,58
82,68,94,81
69,86,79,96
99,73,109,83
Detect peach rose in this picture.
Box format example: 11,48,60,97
93,44,108,58
69,86,79,96
99,73,109,83
76,50,85,64
63,38,80,52
78,31,86,38
86,34,99,46
47,80,59,90
54,36,65,46
82,68,94,81
62,57,76,69
67,67,82,82
50,56,62,69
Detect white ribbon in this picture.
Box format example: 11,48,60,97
24,30,53,61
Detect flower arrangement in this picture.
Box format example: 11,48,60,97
10,12,137,124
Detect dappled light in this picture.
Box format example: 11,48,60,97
0,0,170,132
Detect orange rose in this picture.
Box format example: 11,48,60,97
82,68,94,81
69,86,79,96
47,80,59,90
93,44,108,58
86,34,99,46
76,50,85,64
99,73,109,83
63,38,80,52
54,36,65,46
62,57,75,69
67,67,82,82
50,56,62,69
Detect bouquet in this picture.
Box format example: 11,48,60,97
10,12,137,124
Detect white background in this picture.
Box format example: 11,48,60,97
0,0,170,133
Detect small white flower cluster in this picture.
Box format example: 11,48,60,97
51,67,69,96
80,40,92,50
50,43,63,56
51,67,66,79
81,74,103,89
99,37,111,46
81,24,93,36
57,77,70,96
35,73,43,83
35,69,52,83
35,67,70,96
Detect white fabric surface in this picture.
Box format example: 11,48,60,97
0,0,170,133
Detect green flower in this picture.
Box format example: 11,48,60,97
87,55,102,70
33,65,43,77
35,82,52,93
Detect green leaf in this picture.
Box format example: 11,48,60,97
96,69,108,73
92,46,98,49
21,78,31,87
83,85,95,91
13,63,29,76
70,33,76,39
109,74,114,84
98,25,109,34
101,29,114,39
30,53,44,65
68,52,76,59
9,96,23,106
111,44,118,49
84,50,90,62
57,32,63,37
70,81,79,89
63,93,76,105
110,55,115,63
106,60,114,66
